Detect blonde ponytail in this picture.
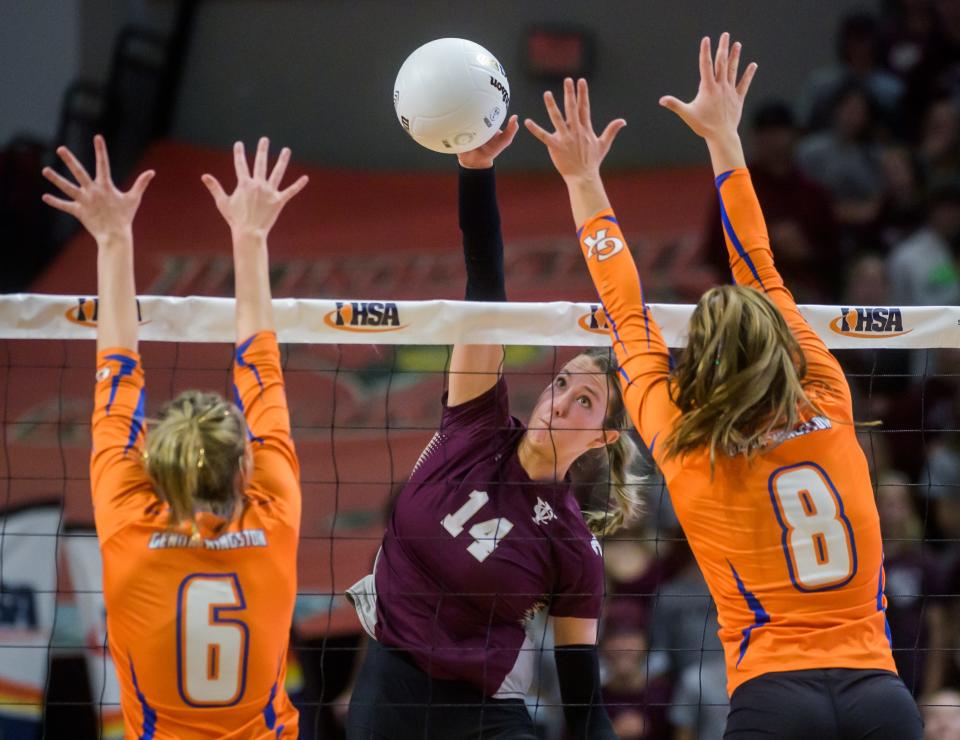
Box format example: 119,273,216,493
145,390,247,528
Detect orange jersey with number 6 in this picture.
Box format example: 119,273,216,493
578,169,896,695
91,332,300,738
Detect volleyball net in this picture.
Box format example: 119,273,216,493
1,294,957,738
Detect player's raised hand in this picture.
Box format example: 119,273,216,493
41,135,155,243
525,78,626,181
659,32,758,141
458,114,520,169
202,137,309,236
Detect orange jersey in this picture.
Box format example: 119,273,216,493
90,332,301,738
579,169,895,695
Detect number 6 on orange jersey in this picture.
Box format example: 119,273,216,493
177,573,250,706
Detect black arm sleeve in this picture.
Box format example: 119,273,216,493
555,644,616,739
459,165,506,301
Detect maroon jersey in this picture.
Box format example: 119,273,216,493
349,378,604,698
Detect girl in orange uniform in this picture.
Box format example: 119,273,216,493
43,135,307,739
526,35,922,740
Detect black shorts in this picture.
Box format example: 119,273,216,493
725,668,922,740
346,638,537,740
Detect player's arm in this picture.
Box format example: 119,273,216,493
203,138,309,498
447,117,519,406
526,79,677,449
553,617,616,739
42,136,156,534
661,34,851,411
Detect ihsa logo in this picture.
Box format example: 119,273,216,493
64,297,148,327
828,307,911,338
323,301,406,332
578,304,610,334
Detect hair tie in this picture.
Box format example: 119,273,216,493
197,447,206,469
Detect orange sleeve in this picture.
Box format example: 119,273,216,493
233,332,301,519
716,169,852,418
90,349,155,543
578,209,678,456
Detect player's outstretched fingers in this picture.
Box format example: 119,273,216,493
524,118,553,145
41,167,80,199
563,77,577,128
598,119,627,154
269,148,292,189
543,90,566,133
728,41,742,85
698,36,715,87
56,145,92,187
201,174,229,212
129,170,155,201
233,141,250,182
253,136,270,181
577,78,594,133
93,134,112,184
41,193,80,215
279,174,309,205
714,32,730,83
737,62,759,99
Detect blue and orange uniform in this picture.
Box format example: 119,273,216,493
90,332,300,739
577,169,896,696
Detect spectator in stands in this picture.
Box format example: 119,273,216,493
919,96,960,184
925,439,960,550
801,11,904,132
669,655,728,740
599,601,671,740
901,0,960,137
880,0,936,81
888,179,960,306
797,80,887,253
922,688,960,738
701,100,840,302
878,470,948,695
878,144,927,250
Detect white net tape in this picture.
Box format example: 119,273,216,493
2,294,958,348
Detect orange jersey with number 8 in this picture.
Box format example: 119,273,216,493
91,332,300,738
578,169,896,695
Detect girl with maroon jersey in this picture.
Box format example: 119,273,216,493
345,116,641,739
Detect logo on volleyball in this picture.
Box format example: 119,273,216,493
578,304,610,334
583,228,623,262
65,297,149,327
828,307,911,338
323,301,406,332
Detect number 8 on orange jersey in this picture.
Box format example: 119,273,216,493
769,464,857,592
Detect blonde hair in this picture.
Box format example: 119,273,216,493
663,285,823,469
145,390,248,528
575,348,644,537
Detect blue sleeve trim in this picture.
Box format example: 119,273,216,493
123,388,146,455
715,170,735,188
717,188,766,292
876,561,893,648
648,431,659,458
233,383,266,445
235,334,264,391
262,679,279,730
103,353,139,416
601,214,618,224
729,562,771,667
129,656,158,739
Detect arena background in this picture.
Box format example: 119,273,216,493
2,1,959,739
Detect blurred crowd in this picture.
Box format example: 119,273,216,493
594,1,960,738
